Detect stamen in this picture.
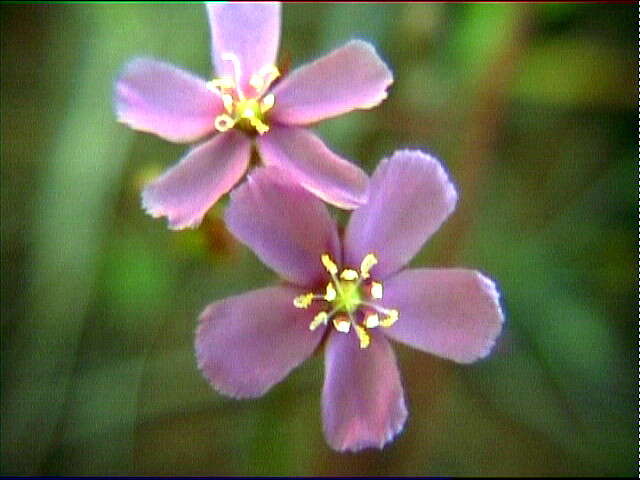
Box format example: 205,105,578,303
364,313,380,328
249,74,264,92
324,283,337,302
214,114,235,132
380,309,399,328
262,65,280,86
370,281,383,300
260,93,275,113
321,254,338,276
249,117,269,135
360,253,378,279
293,292,314,309
333,317,351,333
309,311,328,331
359,301,399,329
354,325,370,349
207,78,235,93
250,65,280,95
340,269,359,281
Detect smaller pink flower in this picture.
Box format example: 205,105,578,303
114,2,393,229
196,150,504,451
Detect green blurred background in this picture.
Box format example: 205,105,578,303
1,3,636,475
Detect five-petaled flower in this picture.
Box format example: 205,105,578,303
115,2,393,229
195,150,504,452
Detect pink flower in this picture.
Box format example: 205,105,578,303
196,150,504,451
114,2,393,229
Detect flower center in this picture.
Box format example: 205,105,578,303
293,253,399,349
335,278,361,314
206,52,279,136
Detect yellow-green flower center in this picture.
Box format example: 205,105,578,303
293,253,399,349
206,52,279,136
335,279,361,314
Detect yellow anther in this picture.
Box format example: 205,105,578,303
354,325,370,349
252,64,280,94
380,309,399,328
258,64,280,79
249,117,270,135
340,269,359,281
214,114,235,132
364,313,380,329
309,311,328,331
207,77,235,92
249,73,265,92
324,283,337,302
370,281,383,300
260,93,275,112
360,253,378,279
333,317,351,333
293,292,314,309
242,107,255,118
321,254,338,276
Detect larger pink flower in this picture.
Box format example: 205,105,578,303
115,2,393,229
195,150,504,451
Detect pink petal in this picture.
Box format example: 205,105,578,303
142,131,251,230
225,166,341,287
269,40,393,125
383,268,504,363
206,2,281,94
115,57,222,143
257,126,369,209
322,329,407,452
196,286,325,398
343,150,457,279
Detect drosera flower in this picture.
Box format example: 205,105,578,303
114,2,393,229
195,150,505,451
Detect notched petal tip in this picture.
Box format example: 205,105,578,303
322,331,408,453
141,184,204,231
389,148,458,205
382,268,504,365
460,271,505,364
270,38,393,125
330,397,408,453
344,39,394,110
139,132,251,231
344,149,458,278
385,149,459,219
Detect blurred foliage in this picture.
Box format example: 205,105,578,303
1,3,636,476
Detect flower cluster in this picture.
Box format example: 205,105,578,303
114,2,504,452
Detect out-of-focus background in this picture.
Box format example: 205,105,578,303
1,3,636,475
